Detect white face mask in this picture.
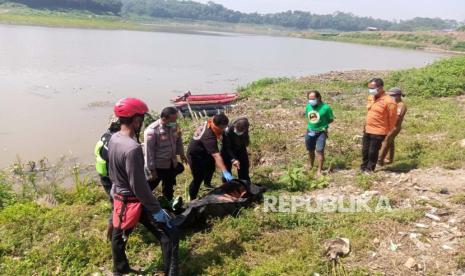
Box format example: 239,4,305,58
234,130,244,136
308,99,318,106
368,88,378,95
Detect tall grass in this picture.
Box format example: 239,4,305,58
386,55,465,97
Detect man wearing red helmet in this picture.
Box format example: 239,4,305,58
109,98,179,276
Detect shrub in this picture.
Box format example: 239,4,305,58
279,166,329,192
238,77,290,98
386,56,465,97
452,41,465,51
0,173,16,209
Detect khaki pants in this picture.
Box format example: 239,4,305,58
379,130,401,163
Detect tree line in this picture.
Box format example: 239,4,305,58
121,0,460,31
2,0,461,31
2,0,122,13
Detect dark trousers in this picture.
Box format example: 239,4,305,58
188,154,216,200
222,149,250,182
361,132,386,172
112,209,179,276
100,176,114,224
148,163,185,201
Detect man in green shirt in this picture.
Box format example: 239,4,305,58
305,90,335,176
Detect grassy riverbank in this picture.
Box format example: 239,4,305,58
1,57,465,274
0,3,290,35
294,31,465,53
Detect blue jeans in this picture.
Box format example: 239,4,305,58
305,130,327,153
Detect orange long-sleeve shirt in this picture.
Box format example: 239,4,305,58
365,93,398,136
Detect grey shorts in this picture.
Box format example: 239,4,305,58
305,130,327,153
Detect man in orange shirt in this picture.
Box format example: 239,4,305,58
361,78,398,172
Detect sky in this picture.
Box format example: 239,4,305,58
196,0,465,21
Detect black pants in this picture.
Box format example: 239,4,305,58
148,163,185,201
100,176,114,224
188,154,215,200
361,132,386,172
112,209,179,276
222,149,250,182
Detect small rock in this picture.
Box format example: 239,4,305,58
410,234,429,251
389,241,398,252
426,213,441,221
361,190,380,198
442,245,454,250
404,257,419,270
415,223,429,229
436,210,451,217
373,238,380,245
439,188,449,194
414,185,428,191
418,195,430,201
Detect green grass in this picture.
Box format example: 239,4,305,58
297,31,465,53
450,194,465,205
386,55,465,97
0,3,143,30
0,174,422,274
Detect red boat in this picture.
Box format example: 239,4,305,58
171,91,238,108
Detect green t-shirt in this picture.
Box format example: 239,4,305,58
305,102,334,131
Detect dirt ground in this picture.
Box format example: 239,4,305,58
311,168,465,275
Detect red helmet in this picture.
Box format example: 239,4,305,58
114,98,149,118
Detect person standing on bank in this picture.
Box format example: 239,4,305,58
378,87,407,165
109,98,179,276
221,117,251,182
187,113,233,200
94,115,120,241
144,107,188,202
361,78,398,172
304,90,335,176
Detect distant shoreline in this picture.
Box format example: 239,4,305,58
1,7,464,55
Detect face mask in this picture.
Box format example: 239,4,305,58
166,122,177,128
368,88,378,95
308,99,318,106
234,130,244,136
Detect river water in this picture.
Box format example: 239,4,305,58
0,24,446,167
